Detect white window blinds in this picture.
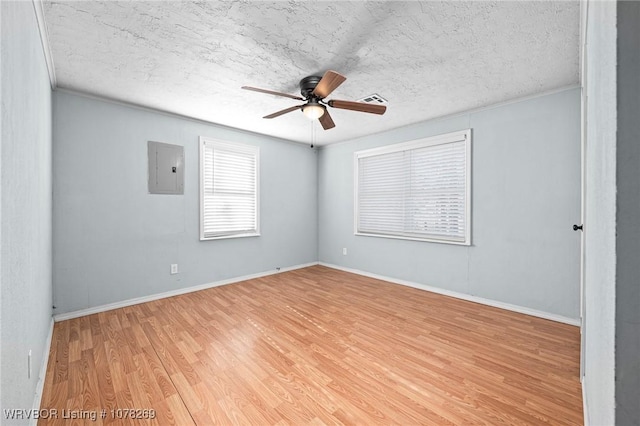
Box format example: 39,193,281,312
200,138,259,240
355,130,471,245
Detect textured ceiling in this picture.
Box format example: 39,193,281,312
42,1,579,146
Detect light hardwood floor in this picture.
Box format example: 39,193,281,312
39,265,583,425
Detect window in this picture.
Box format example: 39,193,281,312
354,129,471,245
200,137,259,240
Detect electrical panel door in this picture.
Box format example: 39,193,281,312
148,141,184,194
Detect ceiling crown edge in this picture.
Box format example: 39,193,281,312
32,0,57,89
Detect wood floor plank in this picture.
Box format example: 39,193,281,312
38,266,583,425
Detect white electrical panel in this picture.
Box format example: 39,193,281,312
148,141,184,194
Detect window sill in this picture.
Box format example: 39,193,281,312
200,232,260,241
354,232,470,246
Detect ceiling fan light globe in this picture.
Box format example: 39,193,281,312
302,104,325,120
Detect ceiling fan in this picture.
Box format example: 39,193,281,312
241,70,386,130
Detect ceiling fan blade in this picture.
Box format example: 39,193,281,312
319,110,336,130
312,70,346,99
263,105,303,119
328,99,387,115
242,86,304,101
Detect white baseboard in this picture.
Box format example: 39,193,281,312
30,317,54,426
582,378,589,426
319,262,580,326
53,260,580,327
53,262,319,322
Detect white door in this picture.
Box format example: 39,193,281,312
578,19,587,379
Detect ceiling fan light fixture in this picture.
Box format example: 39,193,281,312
302,103,325,120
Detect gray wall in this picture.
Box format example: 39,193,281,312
52,92,318,315
583,1,617,424
319,88,581,320
1,0,53,420
615,2,640,424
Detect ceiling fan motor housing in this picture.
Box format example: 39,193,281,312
299,75,323,99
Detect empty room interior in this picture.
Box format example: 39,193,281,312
1,1,639,425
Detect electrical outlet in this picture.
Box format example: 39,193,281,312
343,248,347,255
28,350,32,379
170,264,178,274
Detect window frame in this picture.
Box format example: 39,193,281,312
353,129,472,246
199,137,260,241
